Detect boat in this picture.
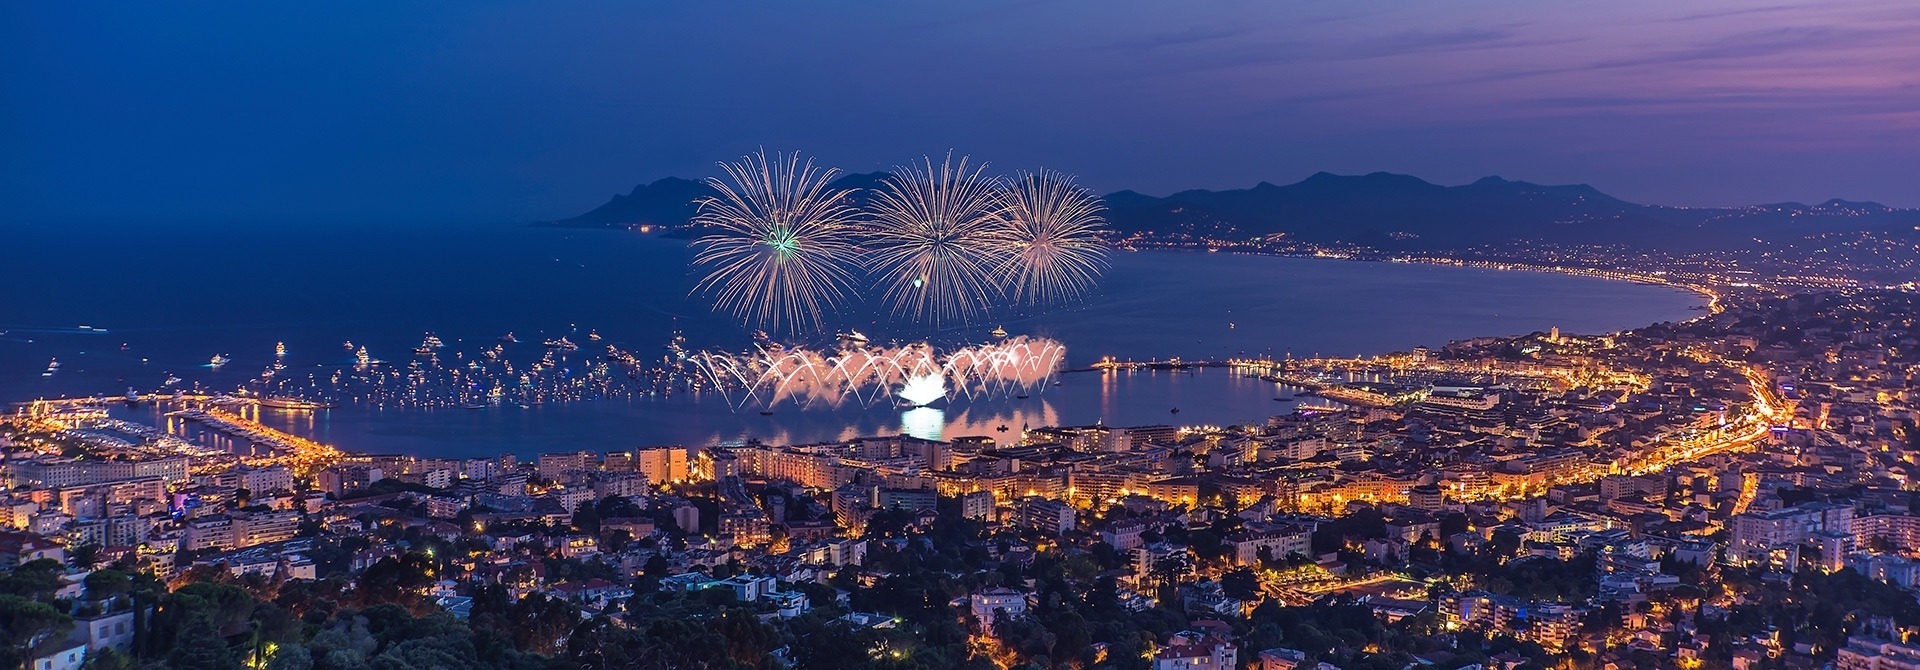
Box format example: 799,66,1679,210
461,402,485,410
124,388,140,405
1015,393,1030,399
355,347,372,366
836,330,869,347
163,374,183,386
259,396,330,410
499,332,518,344
275,342,287,357
414,333,444,355
587,330,602,341
45,358,60,371
544,336,577,350
758,409,774,416
990,325,1008,339
209,354,231,367
1170,407,1181,414
996,424,1009,432
343,340,354,351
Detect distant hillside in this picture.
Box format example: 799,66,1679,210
550,172,890,228
549,171,1919,251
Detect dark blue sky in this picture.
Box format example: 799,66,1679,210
4,1,1916,226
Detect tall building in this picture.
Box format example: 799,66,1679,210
1728,502,1854,566
1014,497,1075,535
1837,636,1920,670
634,447,690,485
959,490,995,521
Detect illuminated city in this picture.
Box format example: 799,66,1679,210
4,4,1920,670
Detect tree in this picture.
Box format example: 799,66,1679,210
355,553,435,610
168,611,242,670
572,500,601,535
1221,568,1263,602
0,559,65,602
71,543,102,569
0,594,73,669
84,569,132,601
79,648,136,670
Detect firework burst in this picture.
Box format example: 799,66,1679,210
689,150,864,335
864,153,1012,327
997,169,1110,305
687,336,1065,410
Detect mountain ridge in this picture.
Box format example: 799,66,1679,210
548,171,1919,251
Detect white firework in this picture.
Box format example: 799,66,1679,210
864,153,1013,327
997,169,1110,305
686,336,1065,410
689,150,864,335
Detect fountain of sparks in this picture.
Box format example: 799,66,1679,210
686,336,1065,411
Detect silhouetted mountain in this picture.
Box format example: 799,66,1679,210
550,171,1919,251
556,177,710,228
550,172,892,227
1101,172,1917,251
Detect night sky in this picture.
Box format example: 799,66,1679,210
4,1,1916,226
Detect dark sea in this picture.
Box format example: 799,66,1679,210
0,223,1702,457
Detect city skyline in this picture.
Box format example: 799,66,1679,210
5,4,1920,670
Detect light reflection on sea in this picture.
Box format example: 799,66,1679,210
3,223,1704,458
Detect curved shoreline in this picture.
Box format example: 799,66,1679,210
1121,244,1722,320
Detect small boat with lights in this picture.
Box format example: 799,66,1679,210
259,396,331,410
414,333,444,355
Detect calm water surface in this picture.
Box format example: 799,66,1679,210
0,223,1702,457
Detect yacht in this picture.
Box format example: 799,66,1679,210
275,341,287,357
414,333,444,355
163,374,183,386
500,332,518,344
544,336,578,350
259,396,330,410
209,354,231,368
45,358,60,371
837,330,870,346
355,347,372,366
587,330,602,342
990,325,1008,339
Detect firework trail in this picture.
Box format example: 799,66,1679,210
864,153,1012,327
686,336,1065,410
997,169,1110,306
689,150,865,335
